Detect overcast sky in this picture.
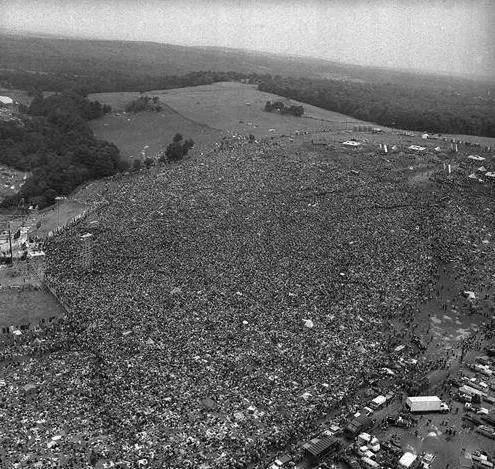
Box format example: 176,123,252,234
2,0,494,77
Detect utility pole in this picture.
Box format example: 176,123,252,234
80,233,93,271
55,196,66,229
7,221,13,265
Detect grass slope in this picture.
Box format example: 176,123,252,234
89,82,367,158
89,102,221,160
0,289,65,327
90,82,495,160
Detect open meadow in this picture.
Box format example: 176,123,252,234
0,287,65,327
89,82,368,159
90,82,495,163
89,101,221,160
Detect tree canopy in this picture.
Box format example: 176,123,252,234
0,91,123,208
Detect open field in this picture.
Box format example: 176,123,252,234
90,102,220,160
90,82,495,162
152,82,366,135
89,82,368,158
0,288,65,327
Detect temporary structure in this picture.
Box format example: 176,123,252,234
398,452,417,468
0,96,14,105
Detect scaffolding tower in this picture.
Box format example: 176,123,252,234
80,233,93,271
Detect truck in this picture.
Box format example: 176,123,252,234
405,396,449,413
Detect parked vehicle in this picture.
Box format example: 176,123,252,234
476,425,495,439
405,396,449,413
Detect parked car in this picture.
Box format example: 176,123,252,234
476,425,495,439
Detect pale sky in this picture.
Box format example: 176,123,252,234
2,0,494,77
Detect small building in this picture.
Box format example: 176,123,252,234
0,96,14,106
398,452,417,468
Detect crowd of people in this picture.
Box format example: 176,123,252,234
0,134,494,468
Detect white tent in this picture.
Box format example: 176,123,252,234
303,319,314,328
0,96,14,105
468,155,485,161
371,395,386,407
398,452,417,468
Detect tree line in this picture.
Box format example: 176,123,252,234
0,69,258,95
3,66,493,137
258,76,495,137
0,91,125,209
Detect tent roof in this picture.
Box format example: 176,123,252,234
406,396,440,402
399,452,417,467
302,435,338,457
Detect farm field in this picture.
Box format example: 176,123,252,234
89,82,495,162
89,82,368,159
153,81,367,134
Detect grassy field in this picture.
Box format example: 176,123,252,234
90,82,495,161
154,82,366,135
89,101,221,160
0,288,65,327
89,82,368,158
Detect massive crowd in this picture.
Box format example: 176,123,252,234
0,135,494,468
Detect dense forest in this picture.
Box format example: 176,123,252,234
0,69,256,95
258,76,495,137
0,91,124,208
3,67,494,137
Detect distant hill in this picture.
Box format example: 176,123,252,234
0,33,489,90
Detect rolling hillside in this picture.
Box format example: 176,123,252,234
89,82,367,158
89,82,495,160
1,32,489,88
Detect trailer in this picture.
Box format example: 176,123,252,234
405,396,449,413
459,385,487,398
302,435,341,465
